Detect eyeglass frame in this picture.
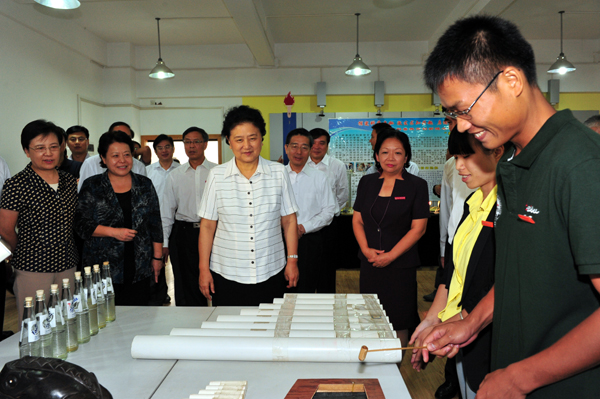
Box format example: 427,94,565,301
67,136,88,143
287,143,311,152
29,144,61,153
443,70,503,120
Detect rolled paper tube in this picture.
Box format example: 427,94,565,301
201,322,346,330
240,309,386,317
259,304,335,310
216,315,334,323
170,328,337,338
190,395,242,399
285,293,376,299
131,336,403,363
208,382,247,386
273,298,372,305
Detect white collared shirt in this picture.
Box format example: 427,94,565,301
146,161,180,206
0,156,11,201
77,154,147,192
161,159,216,246
198,156,298,284
307,153,349,211
439,157,476,255
285,163,336,234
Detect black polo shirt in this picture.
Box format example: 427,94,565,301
0,164,78,273
493,110,600,397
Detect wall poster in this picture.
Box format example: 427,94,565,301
328,118,450,206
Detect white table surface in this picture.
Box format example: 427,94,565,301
0,306,411,399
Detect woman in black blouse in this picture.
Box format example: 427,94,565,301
74,131,163,306
352,129,429,346
0,120,78,322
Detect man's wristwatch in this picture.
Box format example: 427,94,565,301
287,255,298,259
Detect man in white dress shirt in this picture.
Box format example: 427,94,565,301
161,127,216,306
146,134,180,305
285,128,336,293
365,122,420,176
306,128,349,293
78,122,147,191
65,125,90,163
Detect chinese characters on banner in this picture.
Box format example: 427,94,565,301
328,118,450,205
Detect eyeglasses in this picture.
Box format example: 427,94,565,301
156,145,172,151
29,145,61,153
443,71,503,120
68,137,87,143
288,143,310,152
183,140,205,146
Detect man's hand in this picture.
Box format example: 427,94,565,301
199,269,215,301
476,366,528,399
285,260,299,288
297,224,306,239
421,319,479,362
162,247,169,263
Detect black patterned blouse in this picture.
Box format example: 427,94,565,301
0,163,78,272
74,171,163,285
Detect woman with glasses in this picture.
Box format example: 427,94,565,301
409,131,505,399
75,131,163,306
0,120,78,322
352,128,430,346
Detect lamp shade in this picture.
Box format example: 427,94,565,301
345,56,371,76
149,58,175,79
547,53,576,75
34,0,80,9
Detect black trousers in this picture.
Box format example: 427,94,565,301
316,216,339,293
211,268,286,307
169,221,207,307
287,230,323,294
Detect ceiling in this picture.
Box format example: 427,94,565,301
14,0,600,64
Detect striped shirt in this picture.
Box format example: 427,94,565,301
198,156,298,284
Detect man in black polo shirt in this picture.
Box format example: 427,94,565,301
419,15,600,398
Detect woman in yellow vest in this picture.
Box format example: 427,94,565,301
409,131,505,399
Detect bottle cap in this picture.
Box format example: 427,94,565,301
84,266,91,274
36,290,44,298
103,261,109,266
62,278,70,286
74,271,81,280
25,297,33,306
50,284,58,292
93,264,100,272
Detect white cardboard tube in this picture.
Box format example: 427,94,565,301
131,335,402,363
170,328,337,338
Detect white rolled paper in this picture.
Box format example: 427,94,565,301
170,328,337,338
131,335,403,363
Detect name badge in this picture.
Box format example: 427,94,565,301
394,197,405,200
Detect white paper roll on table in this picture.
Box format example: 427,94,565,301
171,328,338,338
131,336,403,363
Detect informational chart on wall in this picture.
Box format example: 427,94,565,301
328,118,449,205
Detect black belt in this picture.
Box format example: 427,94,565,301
174,220,200,229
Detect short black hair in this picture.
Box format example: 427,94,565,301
285,128,313,147
221,106,266,145
66,125,89,139
182,127,209,142
21,119,64,150
373,129,412,168
309,128,330,144
424,15,537,93
108,121,135,139
584,115,600,130
153,134,174,150
98,131,134,168
372,123,392,135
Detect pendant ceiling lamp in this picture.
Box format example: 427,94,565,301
547,11,576,75
345,13,371,76
149,18,175,80
34,0,80,9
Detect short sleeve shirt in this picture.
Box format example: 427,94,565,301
492,110,600,397
0,164,78,272
198,157,298,284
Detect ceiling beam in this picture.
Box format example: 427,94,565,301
427,0,516,52
222,0,275,66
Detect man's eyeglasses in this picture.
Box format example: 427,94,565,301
183,140,205,146
68,137,87,143
443,71,503,120
156,145,172,151
288,143,310,152
30,145,61,153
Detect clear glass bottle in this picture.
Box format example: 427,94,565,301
19,297,40,358
83,266,98,336
35,290,53,357
73,272,90,344
48,284,67,360
102,261,116,322
61,278,78,352
93,264,107,329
